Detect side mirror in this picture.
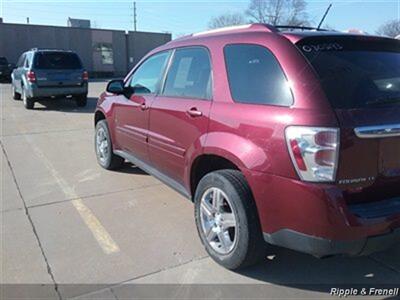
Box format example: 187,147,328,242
8,63,16,70
132,84,151,95
106,80,125,94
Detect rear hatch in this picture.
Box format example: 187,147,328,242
33,51,84,87
296,36,400,203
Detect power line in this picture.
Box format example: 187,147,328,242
3,7,132,17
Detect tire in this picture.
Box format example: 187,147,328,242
22,87,34,109
76,94,87,107
12,84,21,100
194,169,266,270
95,120,124,170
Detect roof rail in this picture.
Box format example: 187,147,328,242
192,23,278,37
275,25,329,32
176,23,333,42
30,47,71,51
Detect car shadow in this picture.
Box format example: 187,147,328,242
115,162,149,175
235,244,400,294
33,97,97,113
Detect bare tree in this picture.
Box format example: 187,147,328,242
246,0,309,26
208,12,246,29
376,19,400,38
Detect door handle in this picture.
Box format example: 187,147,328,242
187,108,202,117
140,103,148,111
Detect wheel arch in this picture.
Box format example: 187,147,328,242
94,109,106,126
188,130,269,196
189,153,242,199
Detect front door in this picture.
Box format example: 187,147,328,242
114,50,171,163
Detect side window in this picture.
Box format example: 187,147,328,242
24,53,31,68
224,44,293,106
17,54,26,68
162,47,212,99
128,51,170,95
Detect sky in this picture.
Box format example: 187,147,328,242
0,0,399,38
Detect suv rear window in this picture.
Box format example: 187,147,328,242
297,37,400,109
224,44,293,106
34,52,82,70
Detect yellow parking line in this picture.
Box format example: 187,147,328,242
13,114,120,255
72,198,120,254
30,139,120,254
31,138,120,254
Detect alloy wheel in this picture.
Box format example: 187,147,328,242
96,127,109,164
200,187,237,254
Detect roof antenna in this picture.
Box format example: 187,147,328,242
317,3,332,30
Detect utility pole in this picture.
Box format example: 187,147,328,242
133,1,137,31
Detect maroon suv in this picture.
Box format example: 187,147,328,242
94,24,400,270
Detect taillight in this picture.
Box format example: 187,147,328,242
26,71,36,83
82,71,89,81
285,126,340,182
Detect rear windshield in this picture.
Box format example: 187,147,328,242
297,37,400,109
34,52,82,70
0,57,8,65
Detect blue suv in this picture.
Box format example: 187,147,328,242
11,48,88,109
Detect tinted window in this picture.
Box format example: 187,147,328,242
17,54,26,68
25,53,32,68
129,51,170,94
224,44,293,106
0,57,7,65
297,37,400,109
34,52,82,70
163,47,211,99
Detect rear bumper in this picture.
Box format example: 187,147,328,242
27,83,88,98
244,169,400,257
263,228,400,257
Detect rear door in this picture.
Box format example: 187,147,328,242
13,53,26,91
149,47,212,185
297,36,400,202
33,51,84,87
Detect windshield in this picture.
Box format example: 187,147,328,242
297,37,400,109
0,57,8,65
34,52,82,70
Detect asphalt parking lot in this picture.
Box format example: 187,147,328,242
1,82,399,300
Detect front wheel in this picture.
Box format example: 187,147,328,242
194,169,266,270
95,120,124,170
22,88,34,109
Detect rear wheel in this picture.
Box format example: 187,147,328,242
95,120,124,170
12,84,21,100
76,94,87,107
194,169,266,270
22,88,34,109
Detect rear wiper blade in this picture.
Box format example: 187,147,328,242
365,96,400,106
